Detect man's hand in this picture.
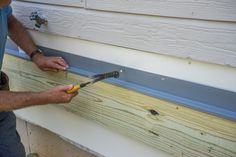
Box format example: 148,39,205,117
8,15,69,72
41,85,78,104
0,85,78,111
32,53,69,72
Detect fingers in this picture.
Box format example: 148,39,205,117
58,57,69,68
52,62,68,71
42,68,59,72
58,84,74,91
45,57,68,71
46,85,78,104
42,61,66,71
61,85,78,103
62,92,78,103
53,57,69,69
35,55,70,72
69,91,78,98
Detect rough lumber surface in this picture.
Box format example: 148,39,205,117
16,118,97,157
3,54,236,157
12,1,236,67
86,0,236,22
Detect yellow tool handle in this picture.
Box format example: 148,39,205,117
67,84,81,94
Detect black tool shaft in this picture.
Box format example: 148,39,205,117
92,71,119,78
80,81,92,88
102,71,119,78
79,71,120,89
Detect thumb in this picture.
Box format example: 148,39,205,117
58,84,74,91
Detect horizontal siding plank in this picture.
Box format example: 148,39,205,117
86,0,236,22
12,1,236,67
16,0,84,7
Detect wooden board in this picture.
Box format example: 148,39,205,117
11,1,236,67
3,54,236,157
16,0,84,7
86,0,236,22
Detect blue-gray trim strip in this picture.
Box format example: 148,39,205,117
5,41,236,121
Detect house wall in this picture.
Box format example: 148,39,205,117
5,0,236,157
11,0,236,93
12,0,236,67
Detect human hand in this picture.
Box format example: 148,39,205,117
32,53,69,72
42,85,78,104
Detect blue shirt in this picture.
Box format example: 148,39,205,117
0,6,12,122
0,5,12,70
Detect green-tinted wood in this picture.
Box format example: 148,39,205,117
3,54,236,157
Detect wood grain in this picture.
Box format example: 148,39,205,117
16,0,84,7
3,54,236,157
12,1,236,67
86,0,236,22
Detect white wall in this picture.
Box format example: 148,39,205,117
13,0,236,67
86,0,236,22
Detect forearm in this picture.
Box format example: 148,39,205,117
8,15,37,56
0,91,47,111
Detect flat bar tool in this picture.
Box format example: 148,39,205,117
67,71,119,93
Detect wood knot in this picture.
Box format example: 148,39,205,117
149,109,159,116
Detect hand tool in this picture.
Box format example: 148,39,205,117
67,71,120,94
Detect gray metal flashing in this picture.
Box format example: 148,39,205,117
5,40,236,121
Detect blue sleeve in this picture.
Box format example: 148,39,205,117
4,6,12,18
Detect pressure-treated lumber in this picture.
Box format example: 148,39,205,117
12,1,236,67
3,54,236,157
86,0,236,22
